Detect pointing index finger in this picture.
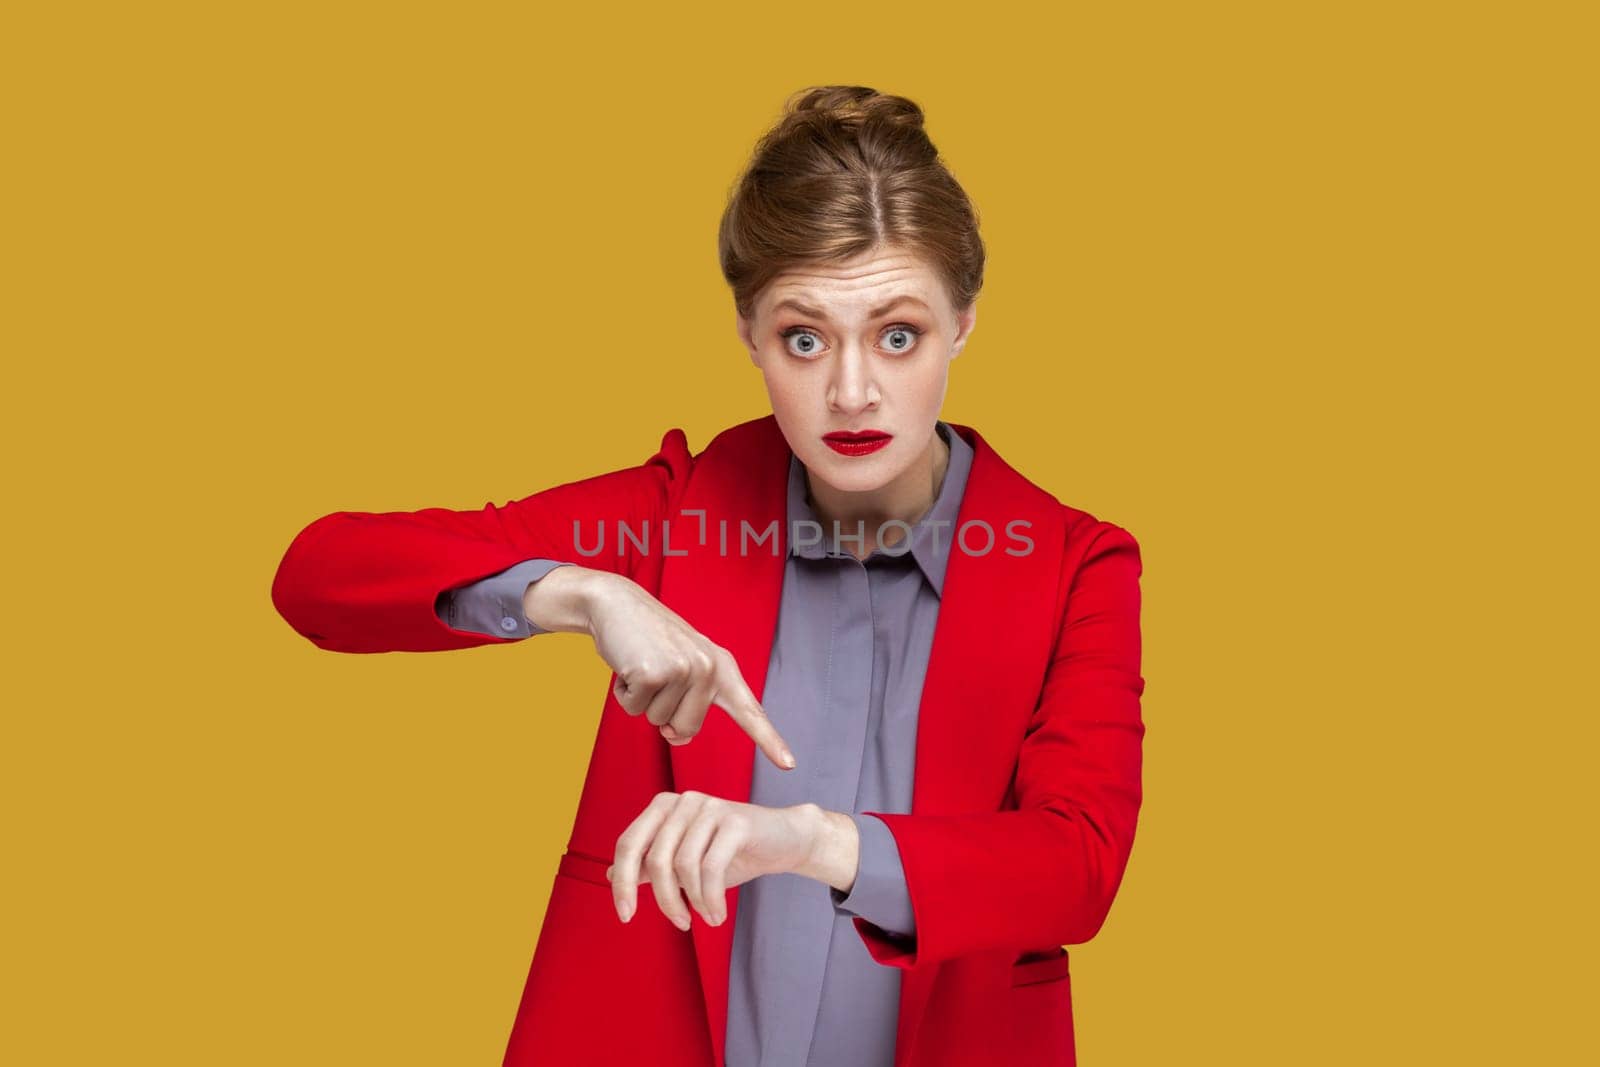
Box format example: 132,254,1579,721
713,659,796,770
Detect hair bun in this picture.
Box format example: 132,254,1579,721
787,85,925,131
719,83,984,318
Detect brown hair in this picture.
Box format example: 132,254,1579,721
717,85,985,320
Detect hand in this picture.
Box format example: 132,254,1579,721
605,792,853,931
579,572,796,771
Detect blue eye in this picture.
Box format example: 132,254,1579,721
780,327,824,358
882,324,922,353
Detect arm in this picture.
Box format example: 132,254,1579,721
852,523,1145,967
271,428,691,653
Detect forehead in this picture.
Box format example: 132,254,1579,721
760,246,945,315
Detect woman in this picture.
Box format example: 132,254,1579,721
271,85,1144,1067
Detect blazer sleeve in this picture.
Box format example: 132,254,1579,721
857,521,1145,967
270,428,693,654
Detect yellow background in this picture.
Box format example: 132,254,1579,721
5,2,1594,1063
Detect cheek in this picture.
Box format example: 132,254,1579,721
904,361,950,405
758,368,813,421
761,359,812,396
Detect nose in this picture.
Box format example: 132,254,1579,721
826,341,880,416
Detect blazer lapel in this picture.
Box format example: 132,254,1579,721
657,416,790,1067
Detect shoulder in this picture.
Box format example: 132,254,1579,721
602,416,787,527
956,421,1131,525
954,420,1140,585
651,414,786,471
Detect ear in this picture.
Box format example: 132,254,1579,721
949,302,978,359
736,312,760,365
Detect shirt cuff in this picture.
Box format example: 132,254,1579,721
829,812,917,937
434,559,574,637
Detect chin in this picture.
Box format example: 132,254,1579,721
807,447,903,494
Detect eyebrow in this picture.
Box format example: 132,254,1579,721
771,294,931,320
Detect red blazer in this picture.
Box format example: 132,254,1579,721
271,414,1145,1067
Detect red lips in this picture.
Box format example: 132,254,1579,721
823,430,893,456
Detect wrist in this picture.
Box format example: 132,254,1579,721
794,804,859,892
522,565,610,635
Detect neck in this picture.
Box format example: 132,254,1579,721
805,427,951,560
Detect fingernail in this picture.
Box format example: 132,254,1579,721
674,915,691,932
619,901,634,923
781,749,796,769
711,911,724,926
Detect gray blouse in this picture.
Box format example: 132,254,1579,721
436,420,974,1067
